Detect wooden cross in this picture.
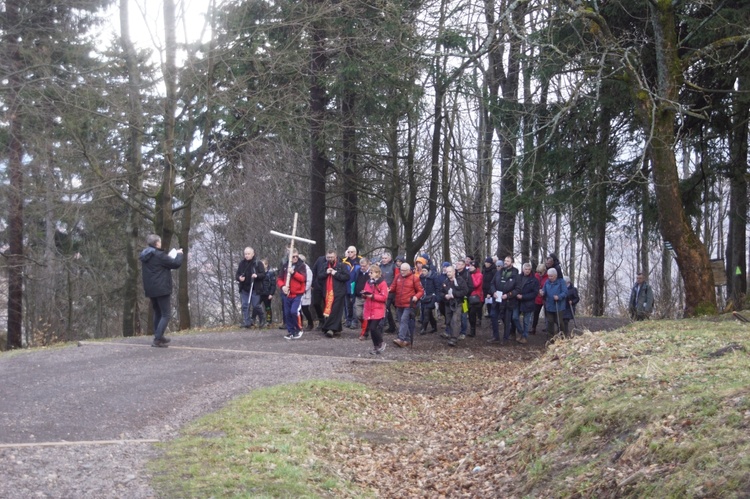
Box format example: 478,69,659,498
269,213,317,287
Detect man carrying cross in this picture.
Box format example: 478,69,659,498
276,249,307,339
269,213,316,340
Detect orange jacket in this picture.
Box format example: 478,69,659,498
389,270,424,308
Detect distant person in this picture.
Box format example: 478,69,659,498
140,234,183,347
563,276,580,331
418,263,439,335
235,247,266,328
318,249,350,337
277,249,306,340
531,263,548,335
439,265,468,347
466,260,484,337
298,254,315,331
390,262,424,348
378,252,398,333
545,253,564,279
629,272,654,321
342,246,362,328
259,258,275,326
362,264,389,355
510,263,540,344
353,257,371,339
541,268,568,338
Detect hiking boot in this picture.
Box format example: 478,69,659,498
440,331,450,339
377,343,386,354
468,328,476,337
324,330,334,338
458,334,466,340
160,337,171,344
516,336,528,344
151,339,168,348
448,338,457,347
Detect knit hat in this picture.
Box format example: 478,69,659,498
415,256,427,266
485,257,494,264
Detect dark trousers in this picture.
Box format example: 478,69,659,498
150,295,171,340
367,317,384,348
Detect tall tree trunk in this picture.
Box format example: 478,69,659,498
5,0,24,349
120,0,143,337
309,9,327,261
341,86,359,248
178,205,192,329
727,71,749,309
644,3,716,315
660,241,673,318
156,0,177,249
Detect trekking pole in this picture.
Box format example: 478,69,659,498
569,300,578,331
555,298,562,338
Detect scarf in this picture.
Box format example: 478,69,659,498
323,260,336,317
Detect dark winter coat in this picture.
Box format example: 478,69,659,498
482,265,496,297
512,273,541,313
439,274,469,308
139,246,183,298
563,284,580,320
316,259,351,296
419,269,439,307
235,257,266,293
490,266,519,309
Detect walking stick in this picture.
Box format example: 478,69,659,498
569,300,578,332
555,298,562,338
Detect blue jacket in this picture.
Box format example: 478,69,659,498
542,278,568,313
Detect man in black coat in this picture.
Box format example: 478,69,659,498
317,250,351,337
140,234,183,347
235,247,266,328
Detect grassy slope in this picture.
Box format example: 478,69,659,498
151,319,750,498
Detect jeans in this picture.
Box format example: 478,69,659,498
396,307,415,342
512,307,533,338
282,294,302,333
151,295,171,340
240,290,264,326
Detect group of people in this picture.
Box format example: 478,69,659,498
244,244,587,353
140,232,654,350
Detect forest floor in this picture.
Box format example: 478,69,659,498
0,315,627,498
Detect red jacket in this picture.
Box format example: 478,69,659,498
469,270,484,302
277,262,306,298
363,278,389,320
389,270,424,308
534,272,548,305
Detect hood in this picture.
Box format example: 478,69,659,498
139,246,157,262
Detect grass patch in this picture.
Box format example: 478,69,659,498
149,318,750,498
149,380,374,498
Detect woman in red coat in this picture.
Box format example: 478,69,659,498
532,263,548,334
362,264,389,354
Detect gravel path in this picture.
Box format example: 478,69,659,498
0,317,627,498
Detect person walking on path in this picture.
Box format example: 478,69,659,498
531,263,548,335
277,250,307,340
362,264,389,354
378,252,398,333
140,234,183,347
418,264,439,335
629,272,654,321
390,262,424,348
235,247,266,328
317,249,351,337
